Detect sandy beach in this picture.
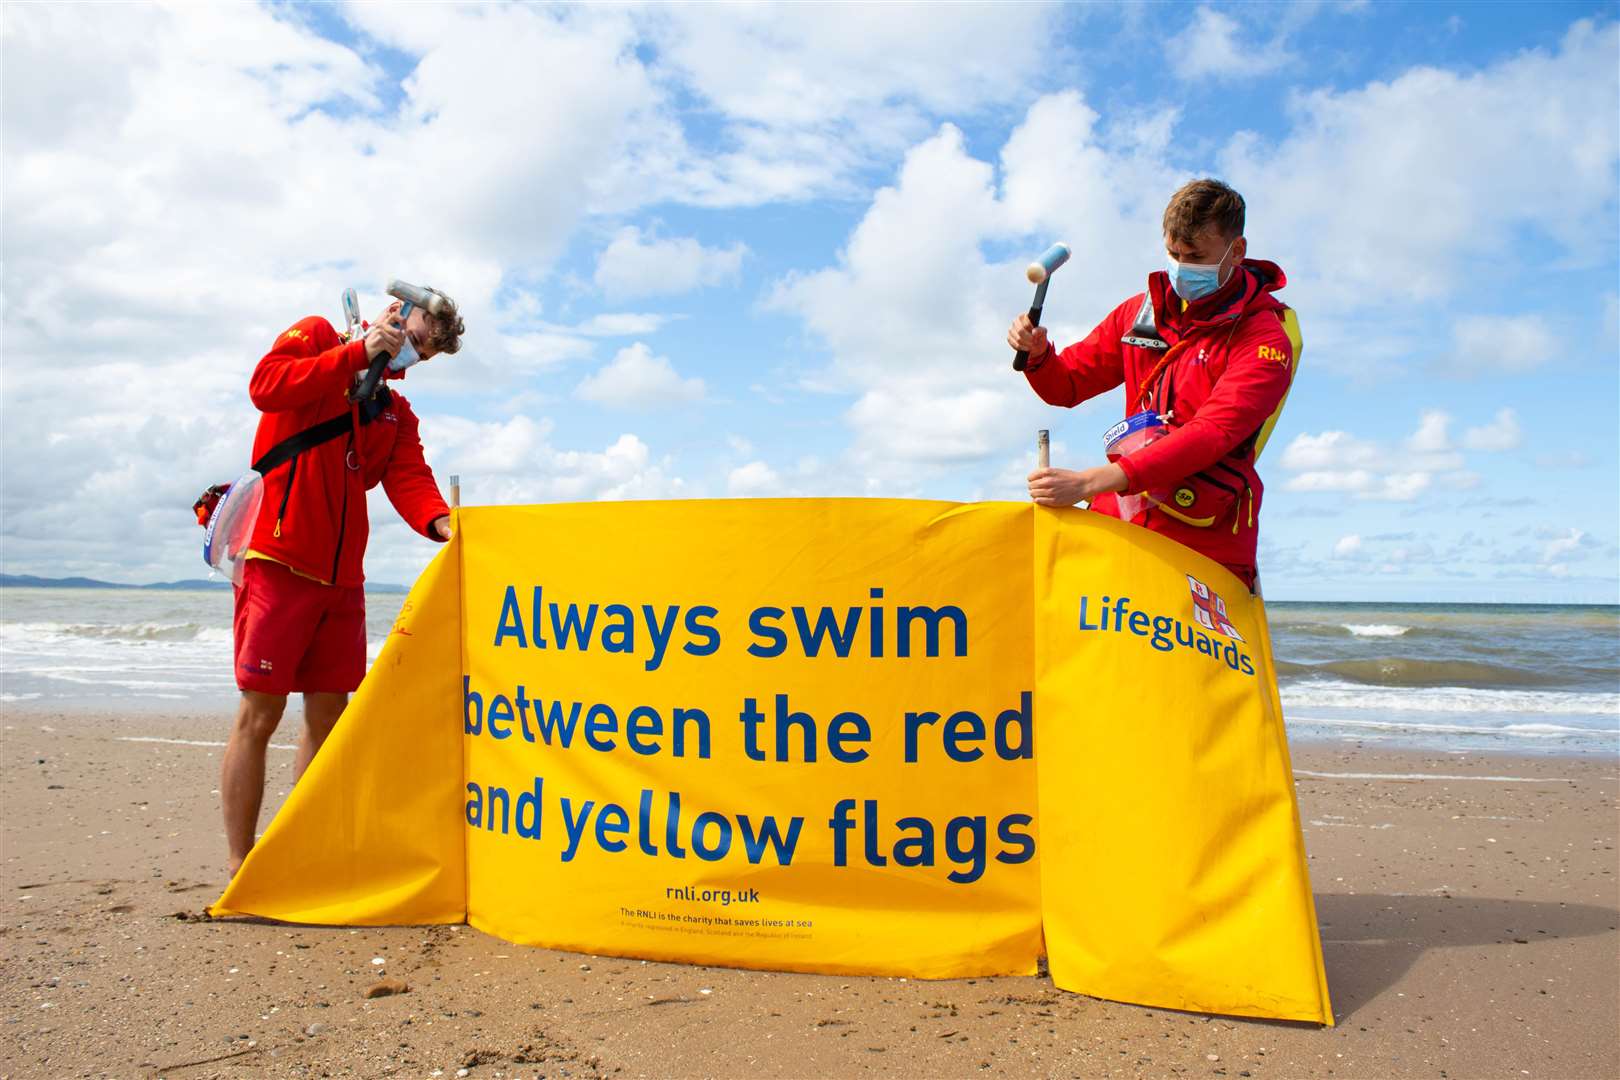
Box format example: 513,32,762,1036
1,709,1615,1080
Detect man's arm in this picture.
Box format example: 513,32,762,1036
1115,319,1295,494
248,317,368,411
249,307,407,412
381,403,452,541
1016,295,1137,408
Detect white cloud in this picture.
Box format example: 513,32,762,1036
1286,469,1432,502
422,417,686,504
722,454,849,499
594,226,746,298
583,3,1059,211
570,313,672,337
727,461,781,497
1276,410,1509,502
1283,468,1375,493
502,332,596,372
768,102,1164,478
997,92,1176,284
1461,408,1523,452
1279,402,1532,516
1541,528,1586,563
1279,431,1383,471
1450,316,1557,374
847,384,1024,465
1167,7,1288,81
1377,473,1435,502
1281,414,1464,476
645,4,1054,132
0,356,260,583
1332,534,1363,559
1406,410,1453,453
1221,20,1619,309
498,313,671,374
768,124,1029,474
575,343,705,410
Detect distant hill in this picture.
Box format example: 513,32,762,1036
0,573,408,594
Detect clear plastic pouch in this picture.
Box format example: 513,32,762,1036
1101,410,1243,528
1103,410,1170,521
202,470,264,585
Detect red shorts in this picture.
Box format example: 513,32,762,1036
233,558,366,695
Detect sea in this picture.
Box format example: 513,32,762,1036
0,588,1615,757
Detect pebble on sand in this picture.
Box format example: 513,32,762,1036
365,978,409,999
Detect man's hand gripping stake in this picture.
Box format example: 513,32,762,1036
1012,243,1071,372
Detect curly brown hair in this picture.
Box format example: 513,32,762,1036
422,287,465,355
1162,179,1245,246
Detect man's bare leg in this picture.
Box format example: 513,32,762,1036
221,690,288,876
296,692,347,781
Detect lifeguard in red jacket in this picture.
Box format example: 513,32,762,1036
1009,179,1301,590
220,295,463,874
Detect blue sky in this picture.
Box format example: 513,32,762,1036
2,1,1615,602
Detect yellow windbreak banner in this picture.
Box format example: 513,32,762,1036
214,499,1329,1022
1033,509,1331,1024
458,500,1043,978
212,534,466,925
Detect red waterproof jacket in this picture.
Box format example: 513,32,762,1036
244,316,448,587
1025,260,1301,586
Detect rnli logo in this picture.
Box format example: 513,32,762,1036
1174,487,1196,508
1257,344,1287,364
1187,575,1243,641
283,327,308,343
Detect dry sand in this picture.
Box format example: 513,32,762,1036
1,709,1615,1079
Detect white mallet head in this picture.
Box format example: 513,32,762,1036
1026,243,1072,284
387,279,454,317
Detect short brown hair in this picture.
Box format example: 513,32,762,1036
1162,179,1245,245
423,287,465,355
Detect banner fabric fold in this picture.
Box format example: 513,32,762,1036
212,530,467,925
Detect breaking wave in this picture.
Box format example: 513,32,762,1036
0,621,231,646
1274,656,1562,689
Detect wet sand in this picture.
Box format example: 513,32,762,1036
1,710,1615,1079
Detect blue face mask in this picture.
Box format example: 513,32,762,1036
1166,239,1235,301
388,336,421,372
387,300,422,372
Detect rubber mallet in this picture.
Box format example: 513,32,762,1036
1012,242,1071,372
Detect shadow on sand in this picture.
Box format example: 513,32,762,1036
1315,892,1618,1020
